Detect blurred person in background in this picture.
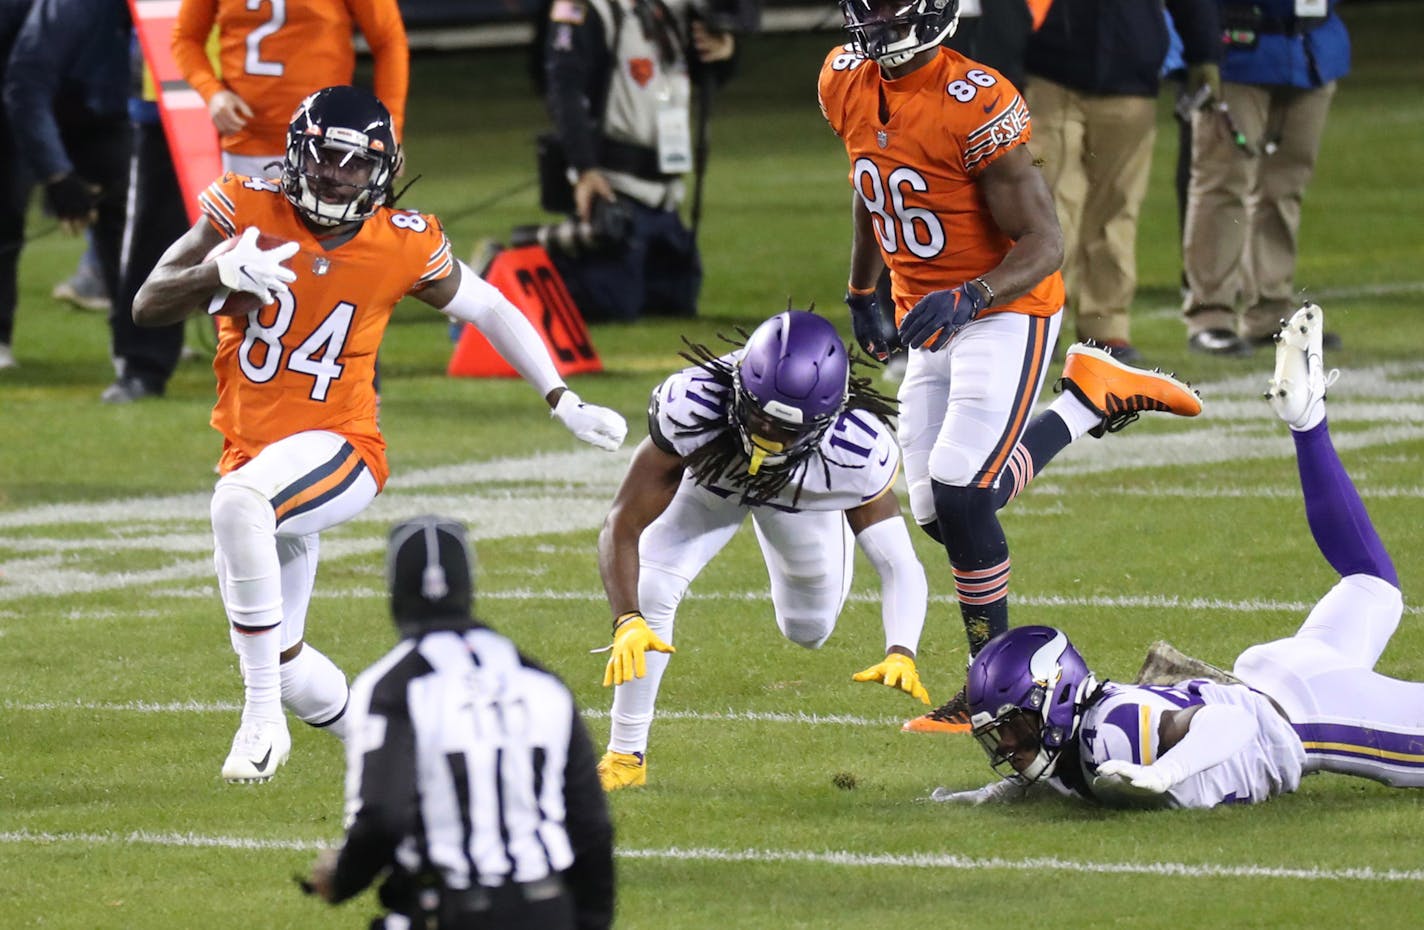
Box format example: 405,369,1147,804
172,0,409,179
1182,0,1348,357
0,0,35,371
1024,0,1219,363
537,0,737,322
3,0,135,387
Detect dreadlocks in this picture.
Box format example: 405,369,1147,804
669,325,899,508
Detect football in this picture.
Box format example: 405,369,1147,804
203,231,297,317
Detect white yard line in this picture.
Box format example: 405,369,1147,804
2,829,1420,882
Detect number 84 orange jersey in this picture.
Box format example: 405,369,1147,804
817,44,1064,323
199,172,453,489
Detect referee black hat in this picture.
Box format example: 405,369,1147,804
387,515,477,636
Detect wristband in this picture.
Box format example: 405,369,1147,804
847,282,876,296
972,277,995,308
613,611,643,635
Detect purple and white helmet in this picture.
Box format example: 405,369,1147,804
966,626,1098,784
731,311,849,475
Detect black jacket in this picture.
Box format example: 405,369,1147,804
1026,0,1219,96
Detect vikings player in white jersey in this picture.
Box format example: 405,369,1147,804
593,310,929,791
593,308,1204,790
938,304,1424,810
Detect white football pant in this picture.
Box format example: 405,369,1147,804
212,430,376,735
897,309,1062,523
608,479,854,754
1234,573,1424,786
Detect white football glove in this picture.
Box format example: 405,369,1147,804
927,779,1027,805
1092,759,1175,798
215,227,298,304
552,391,627,451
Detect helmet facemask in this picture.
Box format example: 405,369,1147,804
839,0,960,69
282,88,400,228
966,626,1098,785
731,368,837,475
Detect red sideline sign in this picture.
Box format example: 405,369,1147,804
129,0,223,224
448,245,604,379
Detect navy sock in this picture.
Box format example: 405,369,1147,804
993,411,1073,510
1293,420,1397,586
933,480,1010,654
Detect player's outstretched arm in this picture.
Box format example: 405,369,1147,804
1092,702,1256,801
420,260,627,450
596,437,684,686
928,778,1031,805
846,491,930,702
132,219,229,326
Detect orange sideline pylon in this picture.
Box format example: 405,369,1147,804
448,245,604,379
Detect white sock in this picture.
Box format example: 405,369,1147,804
281,644,350,741
229,626,283,726
1048,394,1103,441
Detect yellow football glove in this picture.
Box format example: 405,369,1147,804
852,653,930,704
602,612,675,687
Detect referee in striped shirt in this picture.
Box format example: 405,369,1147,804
303,515,614,929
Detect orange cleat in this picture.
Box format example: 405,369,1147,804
901,687,973,734
1057,343,1202,437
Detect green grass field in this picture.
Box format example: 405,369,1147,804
3,4,1424,927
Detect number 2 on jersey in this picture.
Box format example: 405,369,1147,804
244,0,286,77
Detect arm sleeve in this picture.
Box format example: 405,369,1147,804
349,0,410,139
170,0,223,103
3,0,85,178
1148,702,1257,787
330,685,419,903
854,517,927,654
544,3,609,173
562,706,615,930
438,260,565,398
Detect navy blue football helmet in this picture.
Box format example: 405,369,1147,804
966,626,1098,784
840,0,960,69
283,86,401,227
732,311,849,475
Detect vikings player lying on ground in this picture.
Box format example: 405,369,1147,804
938,305,1424,810
593,308,1203,791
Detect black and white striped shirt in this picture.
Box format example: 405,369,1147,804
329,626,613,926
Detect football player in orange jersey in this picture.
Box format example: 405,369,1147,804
821,0,1201,733
172,0,409,178
133,86,627,784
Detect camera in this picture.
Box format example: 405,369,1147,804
510,197,635,257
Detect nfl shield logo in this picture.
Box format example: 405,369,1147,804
312,256,330,276
876,130,888,149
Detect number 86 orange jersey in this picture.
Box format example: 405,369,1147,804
818,44,1064,323
199,172,453,488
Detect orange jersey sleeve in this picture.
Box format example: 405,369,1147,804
172,0,223,102
199,173,452,488
348,0,409,139
176,0,408,157
818,44,1064,322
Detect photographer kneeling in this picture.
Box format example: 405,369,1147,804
539,0,737,322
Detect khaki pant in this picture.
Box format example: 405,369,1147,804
1026,77,1157,344
1182,81,1336,340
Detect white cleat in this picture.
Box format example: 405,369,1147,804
1265,303,1339,431
221,719,292,784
